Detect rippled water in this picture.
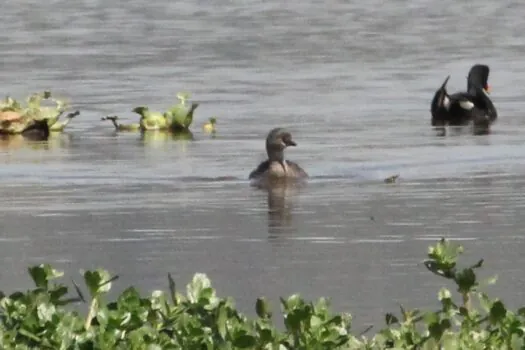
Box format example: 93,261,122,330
1,0,525,327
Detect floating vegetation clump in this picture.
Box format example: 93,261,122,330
0,91,79,137
103,92,203,134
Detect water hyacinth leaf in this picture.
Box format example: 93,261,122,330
428,321,445,340
3,239,525,348
28,266,49,289
438,288,451,301
489,300,507,324
150,290,167,312
511,334,525,349
28,264,63,290
176,92,190,105
455,268,477,293
183,106,194,129
49,286,70,304
147,345,163,350
256,297,272,319
385,313,399,326
168,105,190,129
198,287,215,303
232,334,256,348
284,294,302,310
186,273,211,303
517,307,525,317
428,238,462,268
83,270,117,297
118,287,142,310
478,292,492,313
310,315,322,329
217,305,227,339
37,302,56,323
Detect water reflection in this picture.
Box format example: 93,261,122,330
266,182,303,242
0,132,73,152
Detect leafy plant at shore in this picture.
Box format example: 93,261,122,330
0,239,523,349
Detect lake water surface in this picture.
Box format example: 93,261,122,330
1,0,525,328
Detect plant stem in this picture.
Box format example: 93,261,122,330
85,297,98,330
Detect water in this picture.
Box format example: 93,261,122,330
1,0,525,328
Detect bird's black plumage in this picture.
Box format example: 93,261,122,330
430,64,497,135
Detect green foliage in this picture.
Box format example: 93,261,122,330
163,92,199,131
0,91,78,133
0,240,524,349
107,92,202,133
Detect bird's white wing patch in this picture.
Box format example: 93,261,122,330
443,96,451,109
459,100,475,110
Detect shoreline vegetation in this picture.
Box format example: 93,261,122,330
1,239,523,349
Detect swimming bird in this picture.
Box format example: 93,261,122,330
249,128,308,186
430,64,497,135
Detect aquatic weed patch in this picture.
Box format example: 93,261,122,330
0,91,79,134
0,239,523,349
103,91,203,134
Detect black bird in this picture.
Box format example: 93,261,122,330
430,64,497,135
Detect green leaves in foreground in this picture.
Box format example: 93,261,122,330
1,239,525,349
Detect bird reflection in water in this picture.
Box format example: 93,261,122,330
266,181,304,243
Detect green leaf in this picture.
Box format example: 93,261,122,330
168,273,177,306
176,92,191,104
118,287,141,309
517,307,525,317
511,333,524,350
98,274,119,293
455,268,477,293
310,315,322,329
478,292,492,313
83,269,117,297
49,286,69,303
256,297,272,319
217,305,227,339
37,302,56,323
232,334,256,348
423,311,439,325
385,313,399,326
28,265,48,289
186,273,212,303
438,288,452,301
489,300,507,324
284,294,302,310
28,264,63,290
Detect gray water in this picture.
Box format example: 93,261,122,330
1,0,525,329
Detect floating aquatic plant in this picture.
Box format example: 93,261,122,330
0,91,79,135
103,92,201,133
